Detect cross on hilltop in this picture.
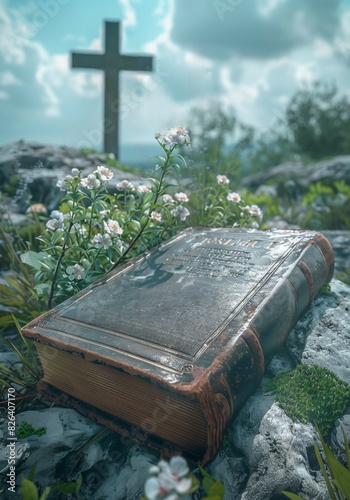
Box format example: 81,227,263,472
71,20,153,159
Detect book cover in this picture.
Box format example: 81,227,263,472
22,227,334,463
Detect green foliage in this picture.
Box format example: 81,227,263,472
243,81,350,173
20,132,259,310
17,421,46,439
198,464,225,499
185,100,252,182
335,270,350,286
283,427,350,500
299,181,350,230
2,173,20,197
285,81,350,160
20,465,82,500
0,219,47,330
244,127,296,174
320,283,332,293
265,364,350,436
0,315,42,403
79,147,99,155
240,188,283,220
188,180,262,228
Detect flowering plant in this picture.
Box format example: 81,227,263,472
142,456,225,500
194,174,262,228
20,127,261,309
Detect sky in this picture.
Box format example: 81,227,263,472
1,0,350,161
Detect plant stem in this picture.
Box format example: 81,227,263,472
108,160,169,272
48,222,73,309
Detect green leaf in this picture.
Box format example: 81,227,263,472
39,487,51,500
20,251,43,271
198,463,212,479
153,155,166,165
202,477,215,494
327,458,350,496
75,472,83,493
21,476,39,500
342,427,350,473
186,475,200,494
208,480,225,497
175,153,187,166
53,482,77,493
314,440,337,500
28,464,37,482
202,496,223,500
281,492,306,500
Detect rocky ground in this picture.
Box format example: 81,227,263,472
1,142,350,499
0,276,349,499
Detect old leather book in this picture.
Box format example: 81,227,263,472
22,228,334,463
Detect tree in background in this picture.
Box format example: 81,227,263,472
184,100,253,181
285,81,350,160
186,82,350,178
181,101,253,224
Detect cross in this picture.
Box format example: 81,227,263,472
71,20,153,158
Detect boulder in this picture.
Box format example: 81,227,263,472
242,156,350,191
0,141,148,214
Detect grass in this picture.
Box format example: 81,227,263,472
265,364,350,435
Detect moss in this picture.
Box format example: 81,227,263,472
320,282,332,293
17,421,46,439
265,364,350,435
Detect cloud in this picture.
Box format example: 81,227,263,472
120,0,137,29
170,0,341,60
1,0,349,152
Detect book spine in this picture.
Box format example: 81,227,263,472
199,329,265,464
200,234,334,463
249,234,334,360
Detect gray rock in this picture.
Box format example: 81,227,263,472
0,140,150,216
0,285,349,497
242,156,350,191
0,407,103,490
287,280,350,383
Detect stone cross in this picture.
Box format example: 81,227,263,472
71,20,153,158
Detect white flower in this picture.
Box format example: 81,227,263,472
175,192,189,203
116,179,135,191
171,205,190,221
226,192,241,203
56,179,67,191
93,233,112,249
150,211,162,222
145,457,192,500
104,219,123,236
162,194,174,204
217,174,230,185
249,204,263,219
66,264,85,281
56,175,73,191
137,185,150,194
144,475,177,500
94,165,114,182
46,210,64,231
71,168,80,176
80,174,100,190
251,221,260,229
99,209,110,217
156,127,190,148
